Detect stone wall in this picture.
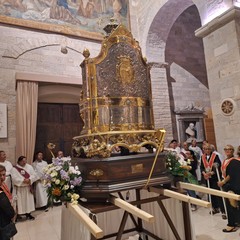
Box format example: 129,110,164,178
129,0,169,55
2,0,238,159
202,19,240,153
0,25,101,163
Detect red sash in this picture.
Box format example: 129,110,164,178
221,157,240,178
0,182,12,201
14,165,30,179
14,165,33,193
180,152,187,159
202,153,216,172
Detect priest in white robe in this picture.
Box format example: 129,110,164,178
11,155,38,220
0,150,13,192
32,151,48,209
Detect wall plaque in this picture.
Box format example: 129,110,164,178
0,103,7,138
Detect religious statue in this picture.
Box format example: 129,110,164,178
185,122,197,142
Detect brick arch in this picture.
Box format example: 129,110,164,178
165,5,207,88
146,0,194,59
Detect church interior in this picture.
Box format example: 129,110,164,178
0,0,240,240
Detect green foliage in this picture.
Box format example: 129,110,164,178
165,151,198,185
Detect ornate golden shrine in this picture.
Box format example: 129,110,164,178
73,23,165,158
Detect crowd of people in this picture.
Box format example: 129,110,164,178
0,149,64,236
168,139,240,233
1,142,240,236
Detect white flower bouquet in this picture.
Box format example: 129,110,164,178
43,157,82,205
165,151,198,185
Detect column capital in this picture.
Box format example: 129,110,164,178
195,6,240,38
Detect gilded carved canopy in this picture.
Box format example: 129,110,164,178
73,24,165,158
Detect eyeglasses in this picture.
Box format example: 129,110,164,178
224,148,233,151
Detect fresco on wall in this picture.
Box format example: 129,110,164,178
0,0,129,39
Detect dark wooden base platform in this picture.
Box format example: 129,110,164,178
71,152,172,201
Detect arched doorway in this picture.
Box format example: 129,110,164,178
35,83,84,162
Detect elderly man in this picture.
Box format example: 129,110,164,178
11,156,38,220
201,143,226,218
0,151,13,193
32,151,48,210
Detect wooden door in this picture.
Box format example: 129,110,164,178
203,118,217,149
35,103,83,163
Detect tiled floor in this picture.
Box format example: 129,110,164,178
14,205,240,240
14,206,61,240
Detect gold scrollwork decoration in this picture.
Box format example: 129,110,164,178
89,169,104,177
72,129,166,158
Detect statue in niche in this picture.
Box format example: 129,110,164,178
185,122,197,142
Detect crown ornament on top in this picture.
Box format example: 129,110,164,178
103,18,119,35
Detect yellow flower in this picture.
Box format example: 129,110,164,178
71,193,80,204
72,193,79,200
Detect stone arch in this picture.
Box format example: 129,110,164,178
38,84,81,104
145,0,210,143
3,35,84,59
146,0,194,60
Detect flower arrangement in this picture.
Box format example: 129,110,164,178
165,151,198,185
43,157,82,205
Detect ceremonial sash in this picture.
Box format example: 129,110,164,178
14,165,30,179
14,165,33,193
0,182,12,201
202,153,216,172
180,152,187,159
222,157,240,178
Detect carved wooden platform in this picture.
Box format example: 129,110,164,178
72,152,171,201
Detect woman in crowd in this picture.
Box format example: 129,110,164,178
0,165,16,240
218,145,240,232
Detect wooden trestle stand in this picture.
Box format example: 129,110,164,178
64,186,211,240
179,182,240,201
63,182,240,240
